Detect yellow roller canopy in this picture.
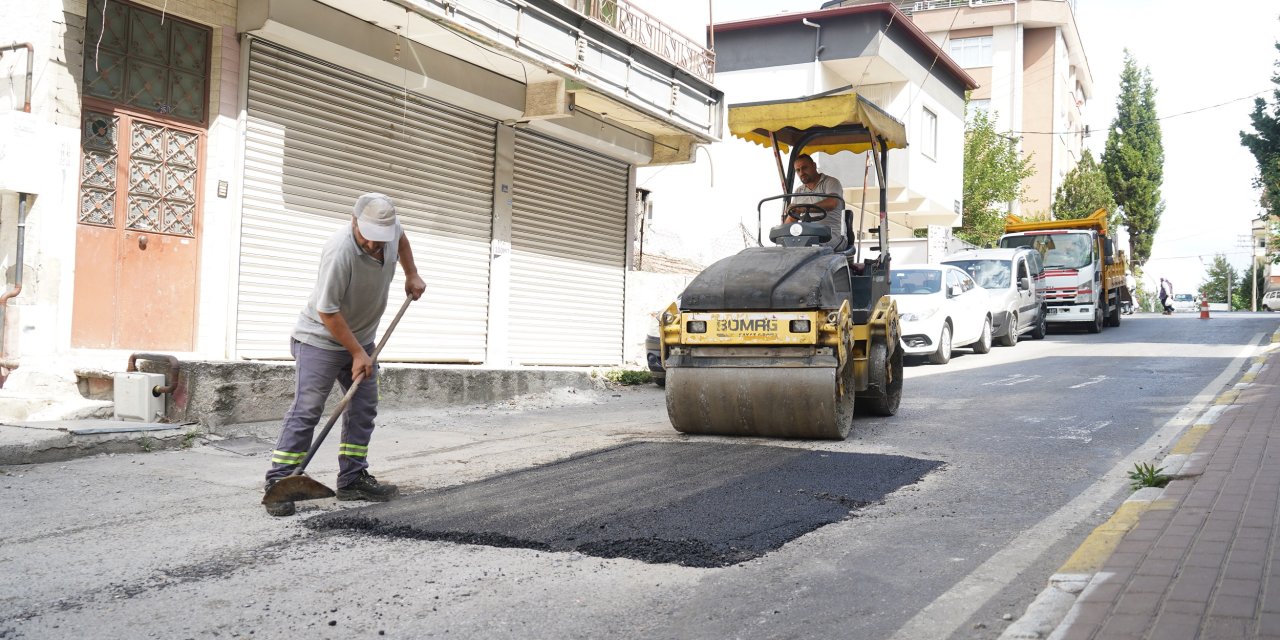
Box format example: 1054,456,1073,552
728,92,909,156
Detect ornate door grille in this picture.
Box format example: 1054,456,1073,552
79,110,201,237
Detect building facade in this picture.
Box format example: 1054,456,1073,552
0,0,722,380
829,0,1093,217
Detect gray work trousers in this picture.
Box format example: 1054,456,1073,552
265,338,379,488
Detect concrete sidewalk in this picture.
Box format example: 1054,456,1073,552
1005,328,1280,639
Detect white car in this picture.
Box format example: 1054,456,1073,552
1264,290,1280,312
890,263,993,364
1171,293,1197,313
942,247,1048,346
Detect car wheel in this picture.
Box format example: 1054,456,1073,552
972,317,993,354
1030,309,1047,340
998,313,1018,346
928,323,952,365
1088,306,1103,333
1105,297,1121,327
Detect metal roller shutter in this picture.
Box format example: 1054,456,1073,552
510,130,628,365
237,41,495,362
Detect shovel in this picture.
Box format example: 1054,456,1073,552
262,295,414,506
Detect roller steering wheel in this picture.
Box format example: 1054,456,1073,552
785,203,829,223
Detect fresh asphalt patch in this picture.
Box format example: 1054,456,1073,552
309,442,941,567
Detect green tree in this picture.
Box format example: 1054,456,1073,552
1052,149,1117,224
1240,39,1280,263
1235,263,1268,310
960,106,1035,247
1201,254,1239,308
1102,51,1165,266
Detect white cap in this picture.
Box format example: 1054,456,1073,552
353,193,398,242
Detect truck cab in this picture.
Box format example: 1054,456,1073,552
997,209,1127,333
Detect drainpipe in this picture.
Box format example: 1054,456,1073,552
0,193,31,371
0,43,34,113
801,19,822,95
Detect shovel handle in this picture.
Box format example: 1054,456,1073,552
289,295,414,476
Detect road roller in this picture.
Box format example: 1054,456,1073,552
660,90,906,439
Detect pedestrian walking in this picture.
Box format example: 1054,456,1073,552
1158,277,1174,315
263,193,427,517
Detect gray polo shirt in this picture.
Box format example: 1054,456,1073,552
292,222,401,350
794,174,845,244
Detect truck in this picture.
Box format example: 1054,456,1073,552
997,208,1128,333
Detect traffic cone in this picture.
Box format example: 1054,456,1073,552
1199,297,1210,320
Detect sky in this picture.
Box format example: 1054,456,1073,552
644,0,1280,300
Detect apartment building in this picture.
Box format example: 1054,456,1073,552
828,0,1093,216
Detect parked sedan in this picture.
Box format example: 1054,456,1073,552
942,247,1047,346
645,333,665,386
890,264,993,364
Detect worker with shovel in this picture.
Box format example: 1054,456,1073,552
263,193,426,517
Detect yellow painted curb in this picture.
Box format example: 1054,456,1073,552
1171,424,1212,455
1242,372,1257,383
1215,390,1240,405
1057,498,1176,574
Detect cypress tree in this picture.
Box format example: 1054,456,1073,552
1102,51,1165,266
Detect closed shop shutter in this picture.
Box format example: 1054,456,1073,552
237,41,495,362
510,130,628,365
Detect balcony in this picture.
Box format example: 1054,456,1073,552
398,0,720,143
561,0,714,83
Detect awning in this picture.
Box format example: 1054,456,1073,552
728,91,908,156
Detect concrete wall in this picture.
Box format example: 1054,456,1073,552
163,360,603,428
1022,27,1055,215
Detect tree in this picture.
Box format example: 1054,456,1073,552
960,106,1035,247
1200,254,1239,308
1240,38,1280,263
1236,263,1268,310
1052,150,1117,224
1102,51,1165,267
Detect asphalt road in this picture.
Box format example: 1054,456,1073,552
1,312,1275,640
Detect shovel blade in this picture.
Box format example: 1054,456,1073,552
262,474,336,504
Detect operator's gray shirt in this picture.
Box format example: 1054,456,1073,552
292,222,401,350
794,174,844,246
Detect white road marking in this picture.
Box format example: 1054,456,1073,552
1056,421,1111,444
984,374,1042,386
1069,376,1108,389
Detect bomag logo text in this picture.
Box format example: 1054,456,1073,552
717,318,777,333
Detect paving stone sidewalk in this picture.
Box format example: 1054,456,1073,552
1051,340,1280,639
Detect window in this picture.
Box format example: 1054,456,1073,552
949,36,993,68
921,107,937,160
83,0,211,123
967,99,991,120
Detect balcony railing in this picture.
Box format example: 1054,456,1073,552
563,0,715,82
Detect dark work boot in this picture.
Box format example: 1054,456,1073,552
263,480,296,517
336,471,399,502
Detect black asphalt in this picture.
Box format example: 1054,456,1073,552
310,441,941,567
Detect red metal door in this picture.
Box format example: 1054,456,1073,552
72,108,202,350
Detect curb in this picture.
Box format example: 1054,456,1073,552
0,423,200,466
1000,328,1280,639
